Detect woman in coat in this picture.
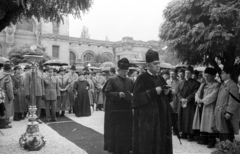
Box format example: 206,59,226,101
192,68,220,148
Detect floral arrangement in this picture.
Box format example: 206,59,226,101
211,139,240,154
0,88,6,104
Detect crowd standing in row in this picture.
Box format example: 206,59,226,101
0,63,109,127
0,49,239,154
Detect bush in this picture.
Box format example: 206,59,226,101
211,139,240,154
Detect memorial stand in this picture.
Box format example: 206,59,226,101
19,54,45,151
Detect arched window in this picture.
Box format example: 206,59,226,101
16,19,33,32
84,52,94,62
70,51,76,65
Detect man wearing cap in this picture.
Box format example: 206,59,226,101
177,66,200,141
192,67,220,148
132,49,173,154
25,63,45,124
96,72,106,111
0,62,14,129
178,68,185,81
103,58,134,154
84,71,94,111
43,67,60,122
58,68,70,117
109,67,116,78
12,65,25,121
213,66,239,142
67,65,78,113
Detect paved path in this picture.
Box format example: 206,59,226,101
1,111,240,154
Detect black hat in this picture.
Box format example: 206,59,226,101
193,70,199,76
185,66,194,73
70,65,77,70
24,65,31,70
145,49,159,63
178,68,185,74
204,67,217,76
169,68,178,74
222,65,232,74
84,71,89,75
58,68,65,73
13,65,21,71
3,62,11,71
53,68,58,73
118,58,130,70
110,67,116,73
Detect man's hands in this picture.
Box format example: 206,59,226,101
225,113,232,120
156,86,162,95
119,92,126,98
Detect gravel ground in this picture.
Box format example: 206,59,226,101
1,111,239,154
0,117,87,154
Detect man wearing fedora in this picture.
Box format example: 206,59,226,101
67,65,78,113
132,49,173,154
43,67,60,122
103,58,134,154
24,62,45,124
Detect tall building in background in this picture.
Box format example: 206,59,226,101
0,16,159,67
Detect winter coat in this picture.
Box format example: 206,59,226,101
214,80,240,134
192,81,220,133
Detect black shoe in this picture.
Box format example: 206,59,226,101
69,110,72,114
13,118,20,121
0,125,12,129
51,119,58,122
181,133,188,139
207,143,215,148
188,135,194,142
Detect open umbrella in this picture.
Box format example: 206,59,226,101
99,62,115,68
194,66,206,72
160,63,174,69
43,59,68,66
0,57,10,64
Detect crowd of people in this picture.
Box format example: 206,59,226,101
0,49,239,154
0,63,110,128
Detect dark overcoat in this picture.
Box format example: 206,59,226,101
103,75,134,154
132,72,173,154
177,79,200,134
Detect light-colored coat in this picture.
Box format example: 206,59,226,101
192,81,220,133
43,75,60,100
0,71,14,119
214,80,240,134
24,71,45,97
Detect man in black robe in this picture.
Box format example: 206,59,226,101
132,49,173,154
177,66,200,141
73,71,91,117
103,58,134,154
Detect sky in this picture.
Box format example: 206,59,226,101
69,0,172,42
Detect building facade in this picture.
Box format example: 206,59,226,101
0,16,159,66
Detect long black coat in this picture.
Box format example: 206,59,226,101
73,80,91,117
132,72,173,154
177,79,200,134
103,75,134,154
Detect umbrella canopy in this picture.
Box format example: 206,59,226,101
99,61,115,68
0,57,10,64
160,63,174,69
89,66,101,70
43,59,68,66
194,66,206,72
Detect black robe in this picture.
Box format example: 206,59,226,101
73,80,91,117
132,72,173,154
177,79,200,134
103,75,134,154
